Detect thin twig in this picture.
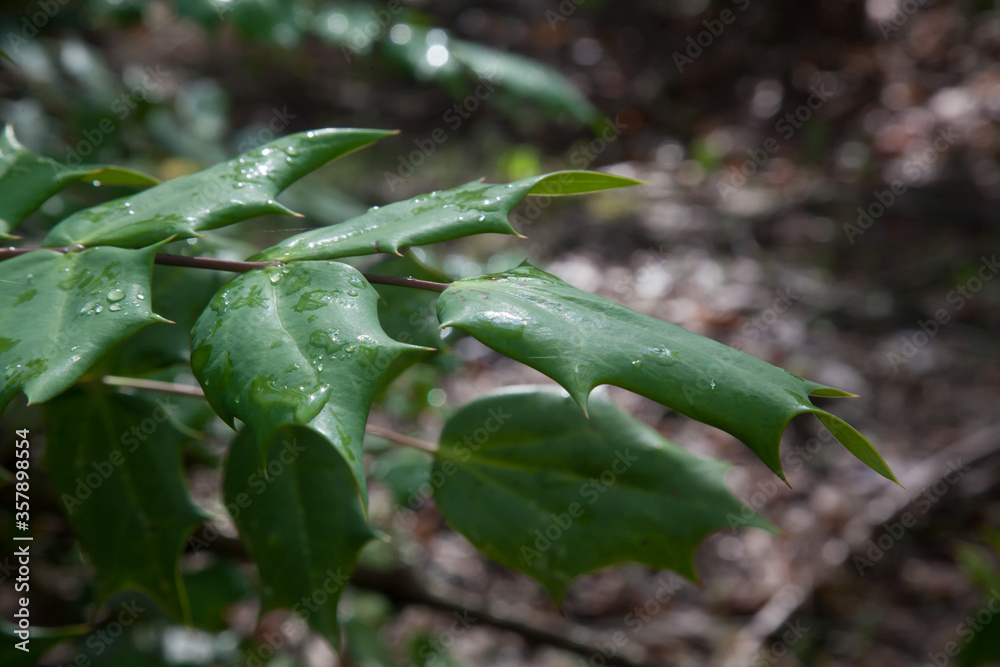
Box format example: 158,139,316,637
203,534,651,667
719,422,1000,666
0,246,450,292
365,424,438,452
100,375,206,397
95,375,438,450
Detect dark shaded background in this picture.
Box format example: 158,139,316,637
2,0,1000,665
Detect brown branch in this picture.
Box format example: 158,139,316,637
0,246,450,292
365,424,438,452
202,534,651,667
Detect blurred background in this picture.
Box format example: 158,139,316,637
2,0,1000,665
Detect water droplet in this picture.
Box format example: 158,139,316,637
477,214,486,222
643,345,677,367
136,294,145,300
710,379,716,389
286,145,298,155
107,289,125,302
632,359,644,370
316,364,324,372
261,148,273,156
235,182,245,189
108,304,123,312
269,273,281,284
94,305,103,313
347,289,359,297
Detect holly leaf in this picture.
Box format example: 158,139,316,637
43,128,393,248
0,124,158,239
191,260,429,504
43,390,207,618
224,426,376,648
0,245,164,414
251,170,642,262
433,386,774,600
436,264,897,483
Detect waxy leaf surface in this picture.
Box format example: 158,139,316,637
433,387,773,600
436,265,896,483
44,128,392,248
0,124,158,238
44,390,206,618
191,260,428,502
0,245,163,413
224,426,375,647
252,170,641,262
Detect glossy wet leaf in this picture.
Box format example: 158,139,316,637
43,128,393,248
252,170,641,262
433,387,773,600
43,390,206,618
224,426,376,647
191,260,428,502
0,245,164,414
437,265,897,483
0,124,158,239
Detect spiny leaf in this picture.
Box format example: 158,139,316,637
191,260,429,505
0,245,164,414
224,426,376,648
43,390,207,619
0,124,158,239
436,265,897,484
433,386,774,601
43,128,393,248
251,170,642,262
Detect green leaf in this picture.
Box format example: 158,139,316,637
224,426,376,648
43,128,393,248
433,386,773,601
436,265,897,484
43,390,206,619
0,245,164,414
0,124,158,239
183,560,251,632
447,39,604,127
191,260,428,503
252,170,642,262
